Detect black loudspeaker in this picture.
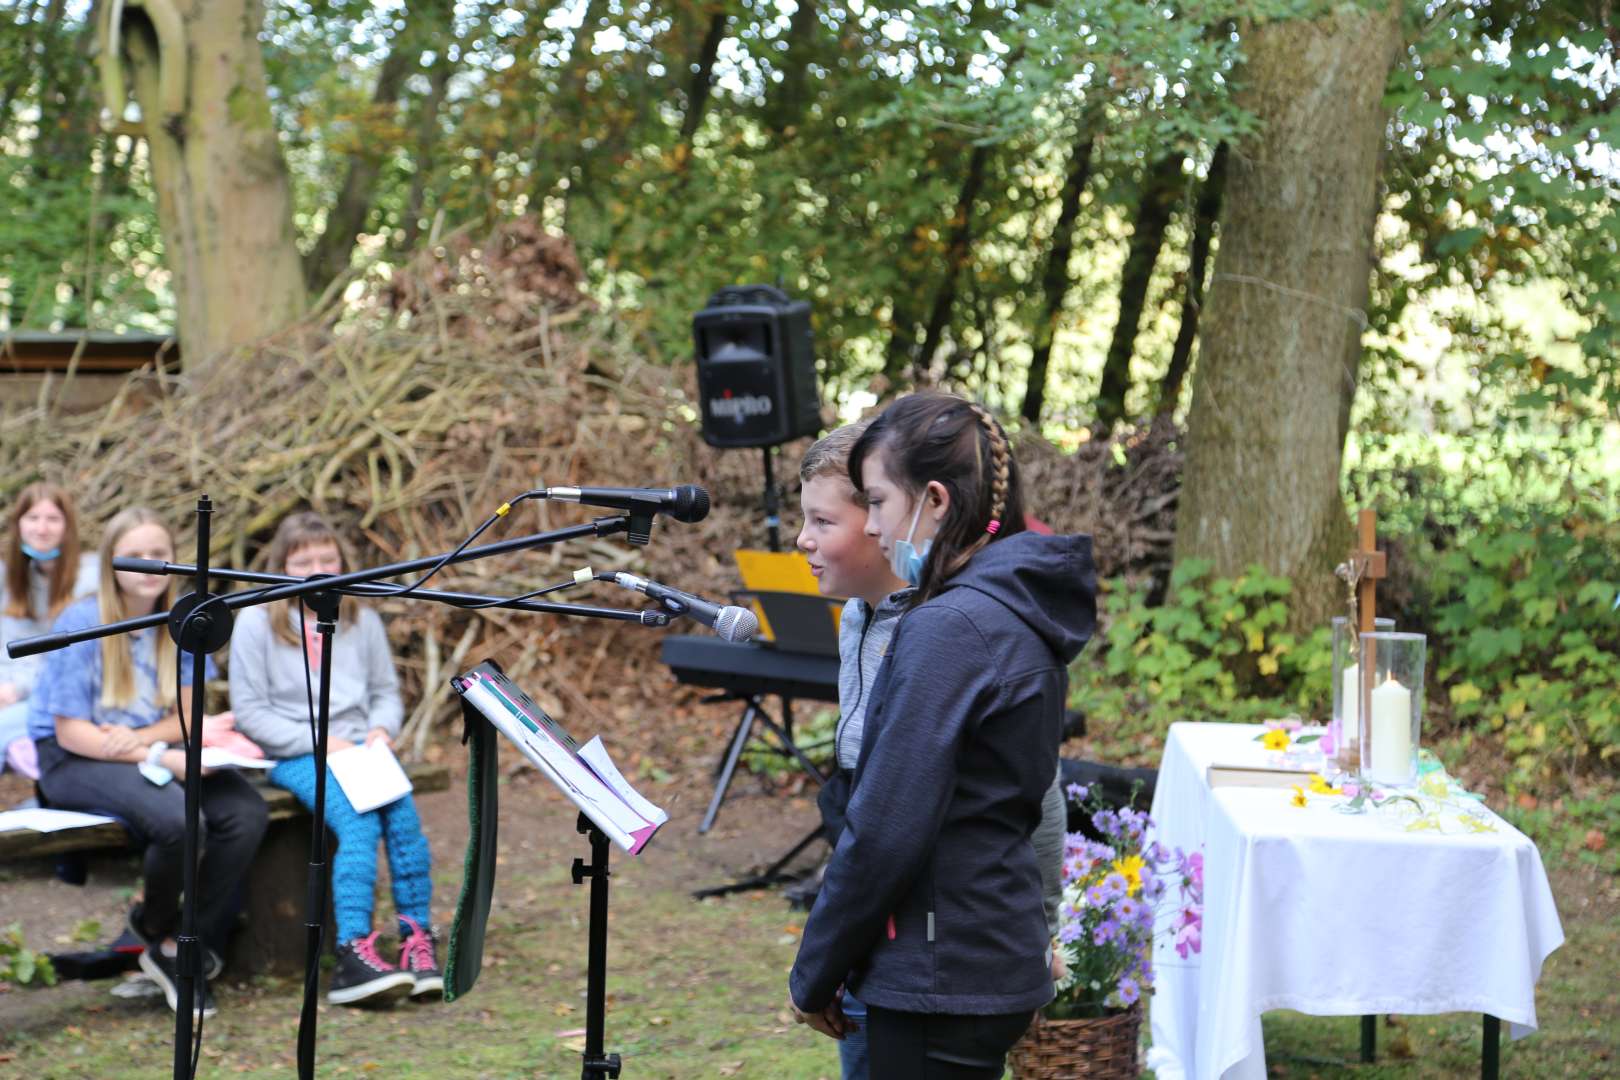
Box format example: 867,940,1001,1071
693,285,821,448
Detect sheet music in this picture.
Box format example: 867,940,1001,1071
453,663,666,855
326,742,414,813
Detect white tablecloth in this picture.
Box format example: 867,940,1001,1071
1147,722,1565,1080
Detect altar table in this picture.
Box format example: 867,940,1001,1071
1146,722,1565,1079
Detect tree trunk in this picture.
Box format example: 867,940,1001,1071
1159,141,1229,417
911,143,992,383
400,48,456,254
1173,3,1404,632
1020,133,1096,425
110,1,304,369
679,8,728,145
763,0,817,135
1094,151,1184,430
304,0,451,294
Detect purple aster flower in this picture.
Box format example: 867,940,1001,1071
1058,923,1083,944
1066,782,1090,803
1085,884,1107,908
1117,897,1141,922
1092,809,1120,836
1102,873,1128,899
1118,977,1140,1005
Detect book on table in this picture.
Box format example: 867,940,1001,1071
451,660,668,855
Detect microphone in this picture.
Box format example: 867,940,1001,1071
605,572,759,642
541,484,710,524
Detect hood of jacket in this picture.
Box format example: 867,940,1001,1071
934,530,1096,665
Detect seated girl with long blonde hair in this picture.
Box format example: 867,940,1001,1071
28,507,269,1019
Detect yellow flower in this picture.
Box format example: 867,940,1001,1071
1308,773,1341,796
1290,785,1308,808
1111,854,1146,896
1262,728,1291,751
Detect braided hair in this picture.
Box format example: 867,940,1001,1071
849,393,1026,605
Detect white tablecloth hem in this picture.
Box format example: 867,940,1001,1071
1246,993,1540,1037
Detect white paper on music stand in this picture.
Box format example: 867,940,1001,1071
326,742,414,813
200,747,277,770
453,665,666,855
579,736,668,828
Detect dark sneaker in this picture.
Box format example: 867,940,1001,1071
397,916,443,1000
137,945,218,1019
128,904,223,980
329,932,414,1006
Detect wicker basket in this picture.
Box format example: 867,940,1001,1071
1008,1006,1142,1079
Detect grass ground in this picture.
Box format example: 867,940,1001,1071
2,731,1615,1079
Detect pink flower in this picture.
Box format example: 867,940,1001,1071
1174,921,1202,959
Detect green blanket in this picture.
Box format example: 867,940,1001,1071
444,699,499,1003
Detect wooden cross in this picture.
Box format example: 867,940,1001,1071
1349,508,1387,638
1343,509,1387,769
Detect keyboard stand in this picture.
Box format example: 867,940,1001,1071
698,690,826,835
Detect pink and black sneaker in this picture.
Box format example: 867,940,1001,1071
398,916,443,1000
328,931,414,1006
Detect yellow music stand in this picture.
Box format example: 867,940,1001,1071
732,549,843,657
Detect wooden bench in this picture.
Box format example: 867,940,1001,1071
0,761,452,976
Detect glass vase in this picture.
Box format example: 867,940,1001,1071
1358,631,1426,787
1330,616,1393,771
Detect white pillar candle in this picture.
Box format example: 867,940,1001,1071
1341,663,1360,746
1369,676,1413,783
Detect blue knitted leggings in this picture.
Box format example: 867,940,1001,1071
270,754,433,943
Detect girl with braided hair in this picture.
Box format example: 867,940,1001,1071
788,392,1097,1079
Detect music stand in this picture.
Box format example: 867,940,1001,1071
449,661,669,1079
696,551,840,834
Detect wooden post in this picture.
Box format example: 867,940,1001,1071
1347,509,1387,771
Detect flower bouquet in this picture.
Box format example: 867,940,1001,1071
1010,784,1204,1080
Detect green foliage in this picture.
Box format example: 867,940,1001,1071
1428,508,1620,787
0,923,56,988
1374,0,1619,432
1072,561,1331,753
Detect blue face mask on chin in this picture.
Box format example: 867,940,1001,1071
890,497,932,587
20,541,61,562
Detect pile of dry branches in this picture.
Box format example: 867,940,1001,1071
2,216,1183,759
1017,420,1183,585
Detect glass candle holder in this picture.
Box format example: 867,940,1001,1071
1358,631,1426,787
1330,616,1394,769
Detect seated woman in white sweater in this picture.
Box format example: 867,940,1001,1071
229,511,440,1007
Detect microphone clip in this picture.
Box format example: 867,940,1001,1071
627,512,654,546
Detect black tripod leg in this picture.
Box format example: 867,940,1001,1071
691,824,827,900
699,699,760,834
753,713,826,784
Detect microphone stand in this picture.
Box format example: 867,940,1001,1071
8,505,665,1080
